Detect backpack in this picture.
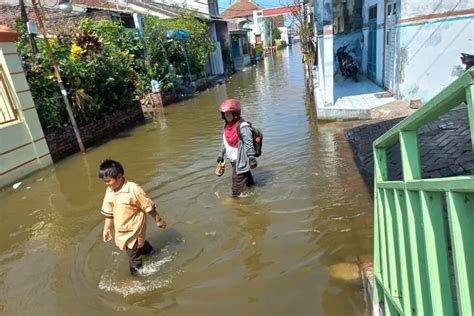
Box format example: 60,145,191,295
237,120,263,157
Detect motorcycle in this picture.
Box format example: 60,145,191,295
460,53,474,71
336,44,359,82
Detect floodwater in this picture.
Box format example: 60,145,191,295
0,45,373,315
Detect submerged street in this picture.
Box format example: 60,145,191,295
1,45,373,315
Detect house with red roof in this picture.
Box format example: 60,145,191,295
221,0,262,69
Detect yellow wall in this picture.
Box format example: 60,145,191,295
0,41,52,188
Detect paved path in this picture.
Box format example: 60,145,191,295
346,104,474,193
316,75,396,120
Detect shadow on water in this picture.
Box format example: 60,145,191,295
251,168,275,187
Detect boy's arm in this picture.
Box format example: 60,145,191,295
103,217,113,242
133,185,166,229
101,193,114,242
148,207,167,229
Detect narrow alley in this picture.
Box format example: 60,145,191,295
0,45,373,315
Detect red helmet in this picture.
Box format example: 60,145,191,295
219,99,241,113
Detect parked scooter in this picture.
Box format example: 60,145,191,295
336,43,359,82
460,53,474,70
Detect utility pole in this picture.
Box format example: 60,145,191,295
31,0,85,153
19,0,38,54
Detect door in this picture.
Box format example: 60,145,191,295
367,5,377,80
231,35,241,57
384,0,398,89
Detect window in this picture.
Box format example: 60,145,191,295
111,14,135,29
0,67,19,125
339,16,345,32
369,6,377,20
393,3,397,15
387,4,392,16
386,31,390,45
208,0,219,15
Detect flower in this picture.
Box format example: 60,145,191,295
69,43,85,60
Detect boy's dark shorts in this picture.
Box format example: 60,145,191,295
126,240,154,274
230,161,254,197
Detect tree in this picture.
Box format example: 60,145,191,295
283,0,314,55
272,27,282,41
145,9,215,76
281,0,315,90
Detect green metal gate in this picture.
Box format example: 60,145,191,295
373,69,474,315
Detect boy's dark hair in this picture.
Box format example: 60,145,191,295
98,159,124,179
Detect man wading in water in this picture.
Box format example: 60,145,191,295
216,99,258,197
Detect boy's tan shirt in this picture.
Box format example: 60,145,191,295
101,180,155,250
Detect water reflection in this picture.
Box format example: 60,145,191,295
0,45,373,315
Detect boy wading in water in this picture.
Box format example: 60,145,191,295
217,99,257,197
99,159,167,275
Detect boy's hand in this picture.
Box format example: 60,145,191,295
157,218,167,229
103,228,112,242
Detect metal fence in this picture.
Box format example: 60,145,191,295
373,69,473,315
0,68,19,125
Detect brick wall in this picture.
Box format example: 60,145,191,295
45,103,144,161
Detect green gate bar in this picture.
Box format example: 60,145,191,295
373,68,474,315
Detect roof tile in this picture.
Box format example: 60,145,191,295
221,0,261,18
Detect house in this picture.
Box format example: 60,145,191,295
1,0,230,76
252,7,298,50
118,0,228,76
221,0,262,69
0,0,134,34
313,0,474,109
0,25,53,187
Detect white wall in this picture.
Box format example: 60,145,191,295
278,27,288,43
393,0,474,101
1,0,20,5
0,41,52,188
400,0,473,19
396,15,474,102
151,0,210,16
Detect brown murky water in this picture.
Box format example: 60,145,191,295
0,46,373,315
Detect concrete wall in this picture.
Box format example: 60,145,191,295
313,0,335,107
278,27,289,43
400,0,472,19
161,0,210,16
0,28,52,188
321,27,335,106
1,0,19,5
395,0,474,102
362,0,385,84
